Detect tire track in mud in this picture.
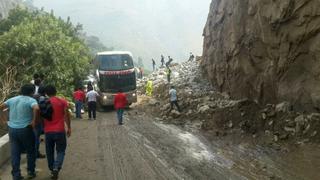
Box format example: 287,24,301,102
97,112,180,180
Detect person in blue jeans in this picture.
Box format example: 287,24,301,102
0,84,39,180
43,85,71,180
113,89,128,125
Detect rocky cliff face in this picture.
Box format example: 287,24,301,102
202,0,320,112
0,0,21,19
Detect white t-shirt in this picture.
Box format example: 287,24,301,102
86,90,99,102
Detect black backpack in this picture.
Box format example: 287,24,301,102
39,97,53,121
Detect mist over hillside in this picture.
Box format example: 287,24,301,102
33,0,211,69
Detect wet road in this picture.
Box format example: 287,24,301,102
0,110,319,180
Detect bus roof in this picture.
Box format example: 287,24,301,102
97,51,133,56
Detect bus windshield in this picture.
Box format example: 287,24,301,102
98,54,134,71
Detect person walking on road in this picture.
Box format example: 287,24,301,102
43,85,71,180
0,84,39,180
73,87,85,119
86,87,99,120
114,89,128,125
168,85,181,113
152,58,156,71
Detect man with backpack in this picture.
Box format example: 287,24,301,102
43,85,71,180
0,84,39,180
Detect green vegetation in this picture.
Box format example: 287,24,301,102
0,7,91,100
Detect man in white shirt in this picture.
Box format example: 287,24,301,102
168,86,181,113
86,87,99,120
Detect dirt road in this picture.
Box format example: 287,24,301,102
1,110,319,180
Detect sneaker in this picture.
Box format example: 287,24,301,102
51,170,59,180
27,172,36,179
118,122,123,125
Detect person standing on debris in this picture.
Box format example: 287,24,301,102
166,67,172,83
189,52,195,61
168,85,181,113
161,55,165,67
86,86,99,120
145,80,153,96
166,56,173,67
152,58,156,71
44,85,71,180
73,87,85,119
114,89,128,125
0,84,39,179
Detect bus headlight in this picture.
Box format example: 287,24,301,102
103,96,107,100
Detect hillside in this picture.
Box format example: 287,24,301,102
33,0,211,69
0,0,22,18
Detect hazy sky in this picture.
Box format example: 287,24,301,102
33,0,212,67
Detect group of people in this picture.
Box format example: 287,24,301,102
0,80,71,180
152,52,195,71
73,83,99,121
72,83,128,125
0,74,130,179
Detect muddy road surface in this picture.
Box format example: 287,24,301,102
1,110,319,180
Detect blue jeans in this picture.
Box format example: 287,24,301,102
34,123,44,157
45,133,67,171
75,100,83,118
117,109,124,124
9,126,36,179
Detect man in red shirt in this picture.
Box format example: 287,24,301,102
113,89,128,125
73,87,85,119
44,85,71,180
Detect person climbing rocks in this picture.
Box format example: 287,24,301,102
166,67,172,83
145,81,153,96
168,85,181,113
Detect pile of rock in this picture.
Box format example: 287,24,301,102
137,60,320,143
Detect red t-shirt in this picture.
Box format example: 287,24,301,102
73,90,85,102
114,93,128,110
44,97,68,133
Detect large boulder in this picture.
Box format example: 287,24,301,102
202,0,320,112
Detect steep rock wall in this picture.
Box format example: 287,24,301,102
0,0,21,19
202,0,320,112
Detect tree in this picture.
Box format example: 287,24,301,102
0,8,91,97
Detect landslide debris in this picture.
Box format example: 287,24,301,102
137,59,320,144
